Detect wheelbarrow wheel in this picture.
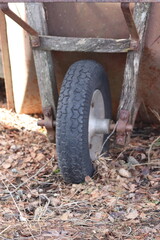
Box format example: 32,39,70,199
56,60,111,183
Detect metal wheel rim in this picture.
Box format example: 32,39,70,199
88,89,109,161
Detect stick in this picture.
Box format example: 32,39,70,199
2,180,27,222
99,121,118,157
134,161,160,167
148,136,160,163
0,225,11,235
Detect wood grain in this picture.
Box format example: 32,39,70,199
118,3,151,124
37,36,132,53
25,3,58,118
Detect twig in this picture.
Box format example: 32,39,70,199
116,145,130,160
99,121,118,157
149,108,160,122
0,226,11,235
2,180,27,222
2,181,40,240
38,195,50,221
134,161,160,167
127,226,132,235
148,136,160,163
68,186,83,200
6,179,17,189
11,159,52,194
57,200,90,208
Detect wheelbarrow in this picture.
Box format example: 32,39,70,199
0,1,159,183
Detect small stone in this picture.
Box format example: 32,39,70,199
27,193,32,199
127,193,135,199
141,153,146,160
17,189,24,198
38,188,43,193
19,215,27,222
10,145,21,153
128,156,139,165
118,168,131,178
11,168,18,173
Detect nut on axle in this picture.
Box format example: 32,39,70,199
116,109,133,145
37,106,55,143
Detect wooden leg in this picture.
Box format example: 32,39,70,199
25,3,58,142
117,3,151,145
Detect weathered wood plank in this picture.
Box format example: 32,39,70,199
0,10,14,110
25,3,58,118
37,36,132,53
118,3,151,123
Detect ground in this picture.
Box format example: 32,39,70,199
0,97,159,239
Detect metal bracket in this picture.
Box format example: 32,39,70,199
37,107,55,143
121,3,139,50
116,110,133,145
0,3,40,47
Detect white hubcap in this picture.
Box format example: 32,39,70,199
88,90,110,161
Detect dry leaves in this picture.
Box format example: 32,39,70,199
126,208,139,220
0,107,160,240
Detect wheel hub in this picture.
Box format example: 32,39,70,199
88,89,110,161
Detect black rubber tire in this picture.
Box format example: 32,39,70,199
56,60,111,183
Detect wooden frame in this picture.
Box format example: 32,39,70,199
25,3,58,118
0,1,151,145
33,36,132,53
117,2,151,145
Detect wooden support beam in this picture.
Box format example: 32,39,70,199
25,3,58,117
25,3,58,142
117,3,151,145
35,36,132,53
0,10,14,110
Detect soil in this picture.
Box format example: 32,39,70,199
0,89,159,240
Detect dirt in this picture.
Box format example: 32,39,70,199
0,100,159,239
